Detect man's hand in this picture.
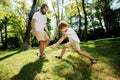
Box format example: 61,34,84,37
46,31,50,34
33,31,38,36
52,44,56,49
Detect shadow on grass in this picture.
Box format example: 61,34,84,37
82,38,120,77
52,55,92,80
0,51,21,61
11,59,48,80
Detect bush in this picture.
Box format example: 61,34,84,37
111,27,120,37
88,28,107,40
7,37,20,49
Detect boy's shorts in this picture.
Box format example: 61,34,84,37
34,31,49,41
65,42,81,51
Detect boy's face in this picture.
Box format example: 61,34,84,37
60,27,68,32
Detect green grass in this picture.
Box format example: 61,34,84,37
0,37,120,80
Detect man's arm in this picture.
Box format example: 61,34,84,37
52,34,67,48
31,19,36,31
45,24,49,34
31,19,38,36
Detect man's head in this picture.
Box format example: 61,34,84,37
40,4,48,15
58,21,68,32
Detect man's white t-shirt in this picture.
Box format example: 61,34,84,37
65,28,80,43
32,11,47,32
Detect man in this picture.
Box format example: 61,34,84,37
31,4,50,59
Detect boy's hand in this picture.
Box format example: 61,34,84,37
52,44,56,49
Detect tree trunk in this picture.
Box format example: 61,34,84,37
103,0,111,37
97,16,104,29
88,15,95,31
61,0,64,20
21,0,37,50
76,0,82,39
0,30,4,48
56,0,61,38
82,0,88,42
51,0,61,40
3,17,8,50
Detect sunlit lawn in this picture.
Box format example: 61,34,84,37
0,37,120,80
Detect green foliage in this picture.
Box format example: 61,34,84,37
0,0,30,49
36,0,46,10
88,28,108,40
0,0,11,7
7,37,20,48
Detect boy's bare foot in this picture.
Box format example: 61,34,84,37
55,55,62,59
90,58,97,64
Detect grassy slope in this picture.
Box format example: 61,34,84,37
0,37,120,80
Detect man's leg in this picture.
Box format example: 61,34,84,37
44,39,50,48
39,40,45,58
44,32,50,49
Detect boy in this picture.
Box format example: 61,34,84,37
52,21,97,64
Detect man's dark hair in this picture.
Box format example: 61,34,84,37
40,4,48,10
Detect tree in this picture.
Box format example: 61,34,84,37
0,21,4,49
51,0,63,41
21,0,37,50
0,0,12,49
75,0,82,38
82,0,88,41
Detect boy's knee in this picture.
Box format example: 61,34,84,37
63,46,68,49
76,50,81,53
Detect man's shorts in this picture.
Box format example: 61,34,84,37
34,31,49,41
65,42,81,51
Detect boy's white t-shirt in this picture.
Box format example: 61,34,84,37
32,11,47,32
64,28,80,43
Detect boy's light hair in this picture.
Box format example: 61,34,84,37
58,21,68,29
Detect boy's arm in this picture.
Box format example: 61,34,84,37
52,34,67,48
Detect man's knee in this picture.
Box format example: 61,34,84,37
39,40,45,45
46,39,50,44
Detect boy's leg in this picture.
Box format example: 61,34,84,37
77,50,97,64
77,50,93,59
74,43,96,64
56,42,71,58
74,43,94,59
60,46,67,58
